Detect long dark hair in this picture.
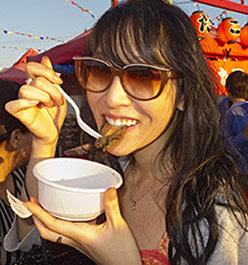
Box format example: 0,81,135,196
0,79,28,143
85,1,248,264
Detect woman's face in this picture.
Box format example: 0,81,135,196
87,71,179,156
0,132,32,182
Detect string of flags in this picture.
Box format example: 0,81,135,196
0,46,46,52
210,10,233,26
68,1,97,19
0,29,65,43
193,2,232,27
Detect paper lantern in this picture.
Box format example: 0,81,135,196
190,11,211,40
217,18,240,44
240,23,248,47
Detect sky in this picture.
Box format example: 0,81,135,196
0,0,247,69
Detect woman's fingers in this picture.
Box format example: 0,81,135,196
5,99,39,127
32,214,97,262
5,99,39,114
19,79,64,107
24,200,92,240
26,59,62,84
32,216,62,242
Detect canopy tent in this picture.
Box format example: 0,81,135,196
26,30,91,95
0,48,38,84
27,30,90,65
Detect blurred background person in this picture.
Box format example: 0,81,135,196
0,79,33,265
221,70,248,191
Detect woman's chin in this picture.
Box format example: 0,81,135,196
106,143,134,157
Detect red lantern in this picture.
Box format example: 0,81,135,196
190,11,211,40
217,17,240,44
240,23,248,47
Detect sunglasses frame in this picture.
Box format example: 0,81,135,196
73,56,183,101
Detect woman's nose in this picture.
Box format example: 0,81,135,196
104,76,132,108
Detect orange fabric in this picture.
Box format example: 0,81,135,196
207,59,248,95
200,31,248,60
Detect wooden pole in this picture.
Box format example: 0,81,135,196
194,0,248,15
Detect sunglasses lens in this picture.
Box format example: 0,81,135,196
75,58,170,100
76,60,112,92
123,66,162,100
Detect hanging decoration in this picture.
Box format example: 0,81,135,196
240,23,248,47
0,29,64,43
192,0,248,15
0,46,45,52
190,11,211,40
111,0,118,7
217,17,241,44
209,10,233,27
70,1,97,19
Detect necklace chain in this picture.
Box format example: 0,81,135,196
130,168,158,211
130,193,149,211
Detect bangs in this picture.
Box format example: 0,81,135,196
86,1,172,67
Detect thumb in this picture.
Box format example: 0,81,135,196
103,188,123,226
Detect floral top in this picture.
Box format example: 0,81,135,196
140,204,248,265
141,232,170,265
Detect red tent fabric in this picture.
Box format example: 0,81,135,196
0,48,38,84
27,30,91,65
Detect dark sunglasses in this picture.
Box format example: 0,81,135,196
73,56,183,101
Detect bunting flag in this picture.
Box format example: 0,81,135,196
70,1,97,19
0,46,46,52
112,0,118,7
0,29,65,43
210,10,232,27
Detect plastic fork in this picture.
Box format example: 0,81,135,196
54,84,101,139
6,189,32,219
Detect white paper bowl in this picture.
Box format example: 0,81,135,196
33,158,123,221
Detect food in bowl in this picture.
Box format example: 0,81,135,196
33,157,123,221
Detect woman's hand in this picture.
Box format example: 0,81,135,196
5,56,67,145
25,188,142,265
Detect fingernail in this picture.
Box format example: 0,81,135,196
52,75,63,84
59,97,64,105
107,187,116,200
26,100,39,106
48,101,55,107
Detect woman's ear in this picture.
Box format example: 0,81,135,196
8,129,24,150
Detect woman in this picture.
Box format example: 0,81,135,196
6,0,248,264
0,80,34,265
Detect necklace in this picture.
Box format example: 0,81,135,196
129,168,158,211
